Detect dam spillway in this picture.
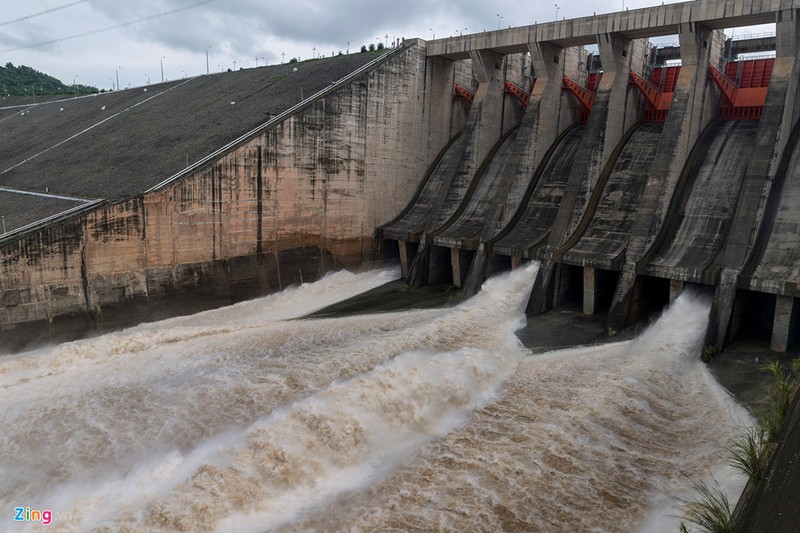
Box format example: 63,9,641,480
646,120,759,284
2,1,799,353
380,3,800,355
490,125,585,258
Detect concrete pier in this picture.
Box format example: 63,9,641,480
708,10,800,349
528,33,648,314
583,266,598,315
669,279,684,304
606,23,725,333
771,295,796,352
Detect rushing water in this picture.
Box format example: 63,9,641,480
0,264,752,532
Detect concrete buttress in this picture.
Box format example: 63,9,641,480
401,50,513,287
708,9,800,350
529,32,646,314
607,23,725,335
460,41,579,294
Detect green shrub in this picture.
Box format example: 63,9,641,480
701,345,718,363
678,478,734,533
760,360,798,442
726,426,773,484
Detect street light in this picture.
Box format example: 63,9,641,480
206,45,211,74
429,28,435,39
160,56,165,82
346,40,350,53
457,27,467,36
116,66,121,91
555,4,560,19
497,14,503,30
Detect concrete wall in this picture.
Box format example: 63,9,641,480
0,44,445,349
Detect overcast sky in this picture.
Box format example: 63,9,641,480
0,0,774,92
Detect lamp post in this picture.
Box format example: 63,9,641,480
346,40,350,53
160,56,165,82
116,66,121,91
497,14,503,30
555,4,560,20
429,28,435,39
206,45,211,74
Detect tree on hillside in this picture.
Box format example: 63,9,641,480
0,62,98,96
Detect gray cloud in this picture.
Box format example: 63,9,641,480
0,0,772,89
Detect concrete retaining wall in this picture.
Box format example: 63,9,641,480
0,45,445,350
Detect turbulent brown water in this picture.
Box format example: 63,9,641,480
0,264,751,532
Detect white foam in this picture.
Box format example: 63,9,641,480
0,265,754,532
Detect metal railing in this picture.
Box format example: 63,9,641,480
730,31,776,41
0,199,105,244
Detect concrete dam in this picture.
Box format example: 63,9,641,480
0,0,799,359
381,0,800,357
1,1,799,530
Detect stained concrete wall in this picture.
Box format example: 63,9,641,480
0,44,446,349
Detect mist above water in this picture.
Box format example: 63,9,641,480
0,264,751,532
